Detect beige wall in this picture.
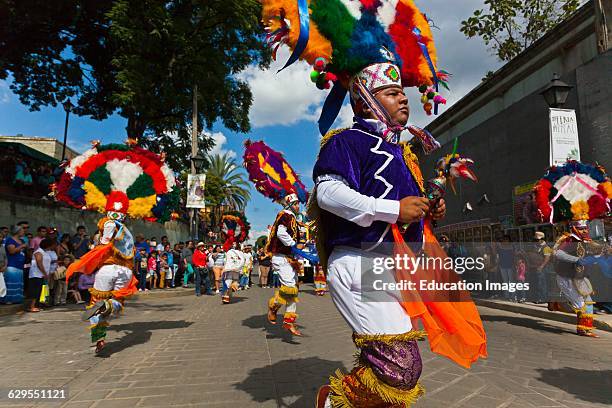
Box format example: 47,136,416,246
0,136,80,160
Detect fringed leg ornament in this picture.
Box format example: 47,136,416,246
278,285,300,335
86,290,125,352
327,331,426,407
577,302,598,338
267,291,284,324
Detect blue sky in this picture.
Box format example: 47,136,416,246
0,0,502,239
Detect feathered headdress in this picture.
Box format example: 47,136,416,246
534,161,611,223
220,212,251,251
55,141,179,223
262,0,449,133
243,140,308,204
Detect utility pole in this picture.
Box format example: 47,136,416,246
190,84,199,241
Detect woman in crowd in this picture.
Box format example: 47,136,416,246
212,246,225,294
53,254,71,305
26,238,53,312
44,239,58,306
57,233,72,259
257,248,271,288
1,225,27,304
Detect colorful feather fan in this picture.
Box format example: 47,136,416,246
261,0,449,121
243,140,308,204
54,141,179,223
220,212,251,251
534,161,611,223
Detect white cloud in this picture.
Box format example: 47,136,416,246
247,228,271,245
206,131,236,159
240,48,326,128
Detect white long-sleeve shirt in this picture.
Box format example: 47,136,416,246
316,176,400,227
277,224,296,247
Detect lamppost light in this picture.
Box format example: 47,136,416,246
540,73,573,108
62,100,74,112
190,153,206,173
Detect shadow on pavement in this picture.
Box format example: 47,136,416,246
126,302,186,311
234,356,348,407
97,320,193,357
480,314,575,335
536,368,612,404
242,314,304,345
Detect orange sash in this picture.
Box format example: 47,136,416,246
392,222,487,368
66,244,113,280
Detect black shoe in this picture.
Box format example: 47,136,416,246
81,300,106,321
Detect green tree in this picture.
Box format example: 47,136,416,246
206,153,251,211
0,0,270,172
460,0,581,62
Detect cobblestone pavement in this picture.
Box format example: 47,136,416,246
0,285,610,408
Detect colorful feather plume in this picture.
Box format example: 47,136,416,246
54,141,179,223
534,161,611,223
243,140,308,204
260,0,447,115
221,212,251,251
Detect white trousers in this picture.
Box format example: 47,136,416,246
327,246,412,335
271,255,297,316
93,265,133,292
271,255,297,287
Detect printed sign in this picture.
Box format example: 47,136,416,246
186,174,206,209
549,108,580,165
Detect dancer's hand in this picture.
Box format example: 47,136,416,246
431,198,446,220
398,197,430,224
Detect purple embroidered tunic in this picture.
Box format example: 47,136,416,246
313,119,423,253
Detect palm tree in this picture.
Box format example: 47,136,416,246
206,153,251,211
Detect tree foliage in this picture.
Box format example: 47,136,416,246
460,0,581,62
205,153,251,211
0,0,270,172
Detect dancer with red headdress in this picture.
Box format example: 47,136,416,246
55,140,178,353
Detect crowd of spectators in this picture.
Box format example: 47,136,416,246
0,222,279,310
0,147,58,197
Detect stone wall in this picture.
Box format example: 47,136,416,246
0,196,190,243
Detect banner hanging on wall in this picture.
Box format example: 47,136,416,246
549,108,580,166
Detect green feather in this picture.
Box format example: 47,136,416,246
127,173,155,199
310,0,357,73
88,166,112,195
98,144,129,152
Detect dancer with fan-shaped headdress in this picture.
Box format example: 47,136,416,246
243,140,309,336
54,139,178,353
534,161,611,338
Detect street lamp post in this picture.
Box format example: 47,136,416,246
540,73,573,108
61,100,73,161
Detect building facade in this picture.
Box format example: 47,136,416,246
0,135,80,160
422,0,611,231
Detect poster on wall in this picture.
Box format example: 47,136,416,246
513,181,538,226
186,174,206,209
549,108,580,166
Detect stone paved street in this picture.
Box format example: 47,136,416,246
0,285,610,408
